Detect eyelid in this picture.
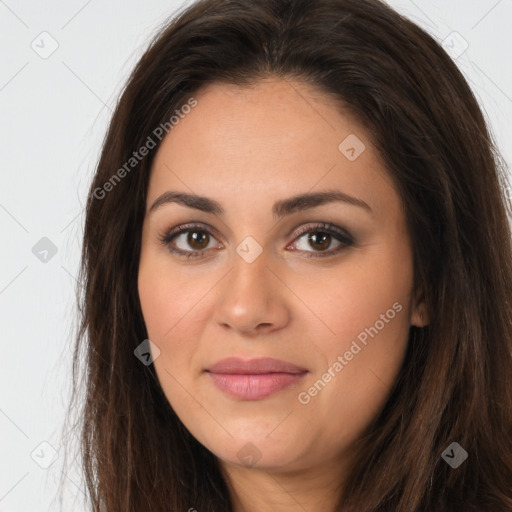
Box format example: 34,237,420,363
162,222,223,242
289,222,353,244
159,222,222,258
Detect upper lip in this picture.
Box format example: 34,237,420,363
206,357,308,375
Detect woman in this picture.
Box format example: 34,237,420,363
63,0,512,510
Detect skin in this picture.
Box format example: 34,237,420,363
138,78,427,512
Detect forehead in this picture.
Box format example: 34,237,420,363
147,79,395,217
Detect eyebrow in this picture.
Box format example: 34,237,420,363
149,189,372,219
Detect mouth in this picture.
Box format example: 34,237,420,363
205,357,309,400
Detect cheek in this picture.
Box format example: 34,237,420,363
138,258,204,409
138,250,205,342
138,258,194,388
296,246,412,434
294,245,413,352
137,266,218,454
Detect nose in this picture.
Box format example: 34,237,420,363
213,247,290,336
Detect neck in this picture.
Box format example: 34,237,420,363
219,454,352,512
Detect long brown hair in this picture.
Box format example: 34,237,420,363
61,0,512,510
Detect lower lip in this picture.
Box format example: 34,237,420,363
207,372,307,400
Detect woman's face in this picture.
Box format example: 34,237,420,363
138,79,424,475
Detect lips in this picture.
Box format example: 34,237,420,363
205,357,308,400
207,357,308,374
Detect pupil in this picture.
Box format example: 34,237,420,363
310,232,330,250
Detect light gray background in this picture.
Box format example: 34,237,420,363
0,1,511,511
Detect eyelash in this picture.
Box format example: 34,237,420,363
158,222,354,260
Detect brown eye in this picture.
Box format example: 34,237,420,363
290,223,354,258
294,230,341,253
169,229,219,253
307,232,332,251
160,224,222,258
185,230,210,250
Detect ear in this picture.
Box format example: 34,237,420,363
411,290,429,327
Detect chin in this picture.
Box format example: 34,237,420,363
198,427,310,471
